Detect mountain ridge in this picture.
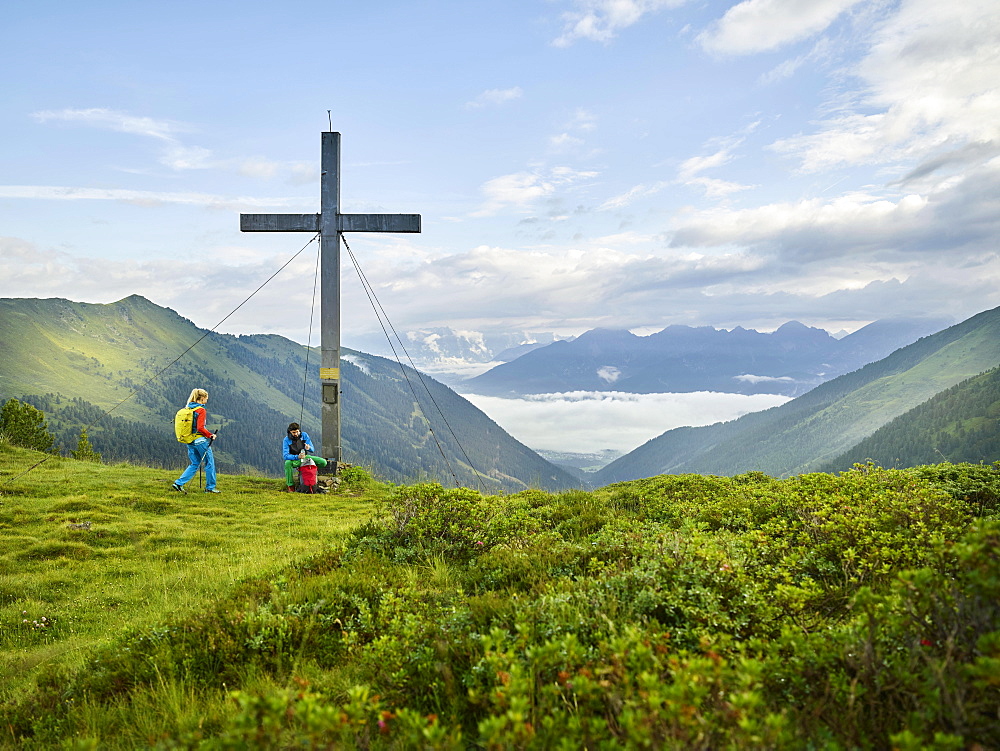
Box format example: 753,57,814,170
461,316,951,397
594,306,1000,483
0,295,579,492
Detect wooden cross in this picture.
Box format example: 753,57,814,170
240,131,421,466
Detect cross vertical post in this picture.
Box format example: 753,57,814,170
320,132,342,464
240,131,421,468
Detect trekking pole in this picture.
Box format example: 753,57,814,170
197,429,218,490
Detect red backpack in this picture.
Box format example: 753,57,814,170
297,462,319,493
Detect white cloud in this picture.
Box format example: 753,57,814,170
699,0,865,55
671,190,933,256
678,147,735,181
471,167,599,216
463,390,790,453
553,0,688,47
675,136,756,197
734,374,795,384
342,354,372,375
568,108,598,132
596,366,621,383
685,177,756,199
32,107,317,182
758,37,833,85
0,235,325,342
33,108,212,171
598,181,671,210
32,108,184,141
0,184,306,211
464,86,524,109
550,133,585,150
771,0,1000,173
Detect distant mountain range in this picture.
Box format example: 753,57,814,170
462,317,952,397
594,306,1000,484
349,327,568,383
0,296,579,492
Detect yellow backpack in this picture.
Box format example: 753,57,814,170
174,407,200,444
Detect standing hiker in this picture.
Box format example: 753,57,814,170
172,388,219,494
282,422,327,492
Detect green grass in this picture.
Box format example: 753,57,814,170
1,443,998,749
0,443,377,701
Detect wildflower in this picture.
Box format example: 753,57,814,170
920,638,933,647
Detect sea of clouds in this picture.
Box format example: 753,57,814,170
462,390,791,454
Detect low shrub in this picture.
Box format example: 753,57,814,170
4,464,998,749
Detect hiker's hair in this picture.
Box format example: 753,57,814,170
287,422,300,432
187,388,209,404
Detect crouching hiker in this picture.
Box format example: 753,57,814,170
172,388,219,494
282,422,327,492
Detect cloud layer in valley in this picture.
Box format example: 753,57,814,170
463,390,791,454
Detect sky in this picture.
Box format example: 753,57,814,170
2,0,999,454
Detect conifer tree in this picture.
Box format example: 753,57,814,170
71,429,102,463
0,398,56,453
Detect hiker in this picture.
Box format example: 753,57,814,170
172,388,219,494
282,422,328,492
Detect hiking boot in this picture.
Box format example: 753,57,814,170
285,486,295,492
171,484,186,493
204,489,221,494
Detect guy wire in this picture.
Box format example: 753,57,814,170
299,240,321,424
3,234,321,485
341,233,487,493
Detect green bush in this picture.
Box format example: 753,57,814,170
907,460,1000,517
349,483,542,564
70,428,102,462
4,464,999,749
0,398,55,453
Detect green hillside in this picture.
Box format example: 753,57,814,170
0,296,578,492
2,442,998,749
596,305,1000,482
824,366,1000,470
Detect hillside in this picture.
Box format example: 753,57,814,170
462,316,950,397
0,296,578,492
595,306,1000,482
823,366,1000,470
3,441,998,749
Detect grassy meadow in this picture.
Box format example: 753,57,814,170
1,440,999,749
0,442,377,701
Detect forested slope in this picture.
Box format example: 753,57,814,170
596,305,1000,482
0,296,578,491
824,366,1000,470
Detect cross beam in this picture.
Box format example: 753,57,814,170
240,132,421,466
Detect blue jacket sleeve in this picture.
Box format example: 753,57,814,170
283,431,314,460
282,436,296,461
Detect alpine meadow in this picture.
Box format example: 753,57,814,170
1,441,998,748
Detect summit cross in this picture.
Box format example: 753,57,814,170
240,131,421,467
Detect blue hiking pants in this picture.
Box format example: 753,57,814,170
175,437,216,491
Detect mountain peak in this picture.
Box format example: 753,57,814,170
114,294,158,309
773,321,833,341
